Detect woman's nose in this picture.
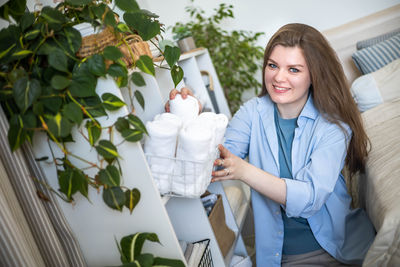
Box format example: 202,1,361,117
274,69,286,82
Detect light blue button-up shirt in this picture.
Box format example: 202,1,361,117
224,95,375,266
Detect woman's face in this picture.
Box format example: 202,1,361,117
264,45,311,118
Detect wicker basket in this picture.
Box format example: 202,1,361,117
76,27,152,67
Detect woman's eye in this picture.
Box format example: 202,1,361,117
289,68,299,73
268,63,277,69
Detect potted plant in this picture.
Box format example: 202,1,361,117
0,0,186,265
173,2,264,113
172,22,196,53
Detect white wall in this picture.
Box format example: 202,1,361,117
138,0,400,48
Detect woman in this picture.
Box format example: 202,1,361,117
167,23,375,266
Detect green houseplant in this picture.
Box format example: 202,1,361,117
0,0,184,211
171,23,196,53
173,2,264,113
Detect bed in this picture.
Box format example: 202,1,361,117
322,4,400,266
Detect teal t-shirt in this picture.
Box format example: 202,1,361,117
274,105,322,255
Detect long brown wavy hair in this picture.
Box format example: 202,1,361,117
259,23,369,177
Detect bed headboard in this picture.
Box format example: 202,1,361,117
322,4,400,84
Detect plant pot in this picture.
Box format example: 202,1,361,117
177,36,196,53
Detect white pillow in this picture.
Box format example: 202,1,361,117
351,58,400,112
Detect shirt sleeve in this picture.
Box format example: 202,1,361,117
284,122,351,218
223,99,255,159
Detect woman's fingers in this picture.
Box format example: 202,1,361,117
169,88,180,100
180,87,194,99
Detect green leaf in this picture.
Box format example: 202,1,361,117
88,54,106,76
24,29,40,40
134,90,145,110
79,96,107,118
91,3,106,20
0,0,26,23
135,55,155,76
103,46,123,61
58,169,80,200
121,128,142,142
65,0,91,5
99,165,120,186
107,63,127,78
40,7,66,31
153,257,185,267
48,49,68,72
20,12,35,32
171,65,184,88
101,93,126,111
164,45,180,68
8,115,27,151
57,27,82,54
115,0,140,12
33,102,44,115
76,171,89,199
47,113,73,138
11,49,32,60
127,114,147,135
69,63,97,97
13,77,41,113
41,86,62,114
116,23,133,34
63,102,83,125
115,117,130,133
123,12,160,41
104,9,117,27
124,188,140,214
103,186,125,211
131,72,146,87
7,68,27,84
51,75,71,90
136,253,154,266
95,140,119,160
120,232,160,262
85,120,101,146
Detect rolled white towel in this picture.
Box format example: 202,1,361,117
169,94,199,123
173,122,213,196
198,112,229,150
144,119,180,195
154,112,183,130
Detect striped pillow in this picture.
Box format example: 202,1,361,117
352,33,400,74
356,29,400,50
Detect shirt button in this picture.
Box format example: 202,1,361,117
275,252,280,257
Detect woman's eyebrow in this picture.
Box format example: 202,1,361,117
268,58,304,68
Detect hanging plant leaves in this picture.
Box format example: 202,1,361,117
41,86,62,114
95,140,119,160
116,22,132,34
107,63,127,78
78,96,107,118
164,45,180,68
8,114,27,151
134,90,145,110
120,232,160,262
69,63,97,97
57,27,82,54
78,172,89,200
88,54,106,76
40,7,66,31
104,9,117,27
124,188,140,214
171,65,184,88
103,46,123,61
115,117,130,133
58,169,80,200
123,12,160,41
103,186,125,211
51,75,71,90
90,3,106,21
65,0,92,6
115,0,140,12
131,72,146,87
13,77,41,113
85,120,101,146
63,102,83,125
136,254,154,266
48,49,68,72
20,12,34,32
24,29,40,40
121,128,142,142
99,165,120,186
47,113,73,138
127,114,147,135
101,92,126,111
135,55,154,76
0,0,27,23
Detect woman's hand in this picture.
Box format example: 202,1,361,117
165,87,202,113
212,144,249,182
